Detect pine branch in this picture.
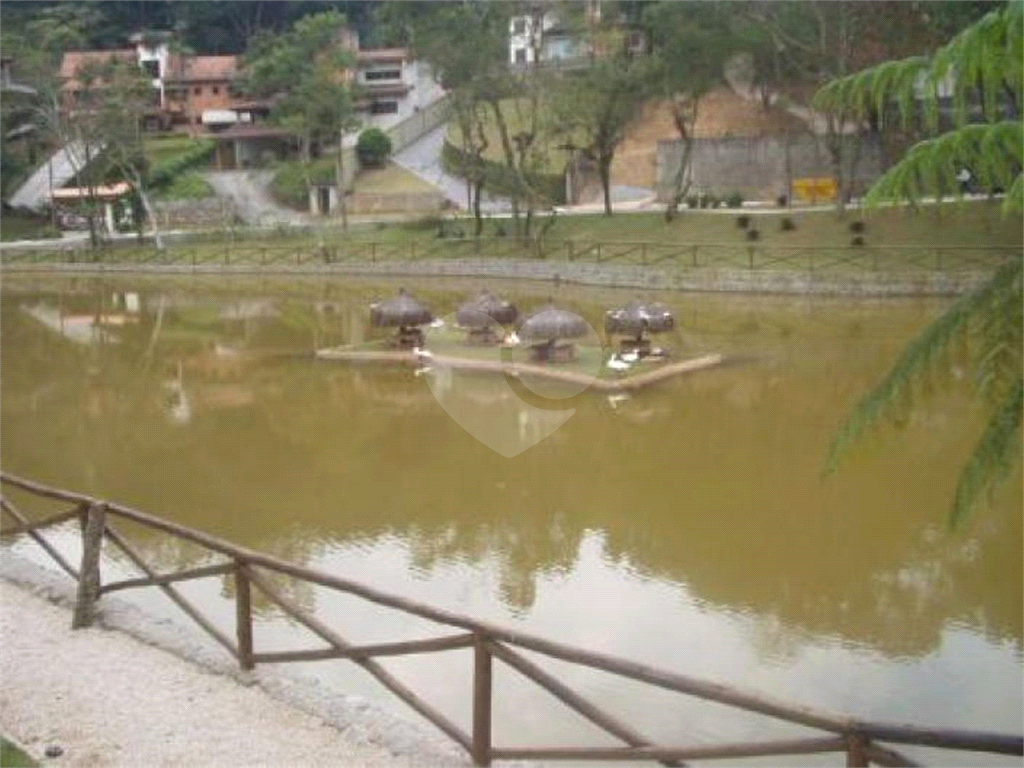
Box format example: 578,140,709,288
950,377,1023,527
863,122,1022,208
825,260,1022,475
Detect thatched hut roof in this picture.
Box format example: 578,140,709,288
456,290,519,329
369,289,433,328
519,305,590,342
604,301,674,337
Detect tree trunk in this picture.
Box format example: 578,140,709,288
472,176,484,237
599,155,613,216
489,99,521,233
336,131,349,232
665,138,693,223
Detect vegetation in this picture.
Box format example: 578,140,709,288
1,737,38,767
243,9,359,229
154,171,214,201
355,128,393,168
818,2,1023,526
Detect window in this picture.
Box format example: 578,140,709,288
369,100,399,115
512,18,526,35
211,86,220,95
514,48,527,64
141,60,160,79
365,68,402,81
193,86,201,96
194,116,202,125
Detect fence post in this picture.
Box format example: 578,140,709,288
72,502,106,629
640,243,647,266
691,244,698,268
371,242,377,264
235,560,254,671
748,245,755,270
567,240,574,261
935,249,943,271
845,734,869,767
472,634,492,767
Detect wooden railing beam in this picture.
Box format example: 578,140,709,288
488,641,682,767
252,633,476,664
0,496,79,581
103,523,238,659
244,567,472,754
235,561,254,671
100,562,234,594
0,505,83,536
864,743,922,767
491,735,848,762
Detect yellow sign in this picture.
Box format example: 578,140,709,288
792,177,838,202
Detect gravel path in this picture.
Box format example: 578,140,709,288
203,170,307,227
0,558,469,768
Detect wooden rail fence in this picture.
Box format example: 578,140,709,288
1,471,1021,767
0,237,1016,276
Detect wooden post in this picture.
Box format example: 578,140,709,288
846,734,869,767
72,503,105,629
235,560,254,670
472,633,492,767
640,243,647,266
748,245,755,270
691,244,698,268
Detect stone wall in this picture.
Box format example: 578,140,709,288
656,132,885,202
151,198,237,229
346,191,444,215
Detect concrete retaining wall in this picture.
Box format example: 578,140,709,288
656,132,885,202
151,198,237,228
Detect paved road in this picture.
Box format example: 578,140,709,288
394,125,655,212
393,125,513,213
202,170,306,227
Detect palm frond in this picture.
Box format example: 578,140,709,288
950,377,1023,527
825,259,1023,475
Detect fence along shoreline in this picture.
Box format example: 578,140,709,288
1,470,1021,767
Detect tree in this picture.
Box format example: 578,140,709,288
81,58,166,249
549,50,651,216
816,2,1023,526
643,2,734,221
243,10,359,229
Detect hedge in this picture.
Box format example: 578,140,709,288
441,139,565,206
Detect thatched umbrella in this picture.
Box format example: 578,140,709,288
369,289,433,347
604,301,674,356
456,290,519,343
518,304,590,362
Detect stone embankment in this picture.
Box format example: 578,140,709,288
0,256,995,296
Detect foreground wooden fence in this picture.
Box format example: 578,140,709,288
1,471,1021,767
0,237,1016,275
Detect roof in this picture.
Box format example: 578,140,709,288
50,182,132,201
59,49,136,89
178,55,238,83
357,48,409,64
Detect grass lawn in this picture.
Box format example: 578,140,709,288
3,199,1018,273
0,211,59,242
144,135,208,167
1,737,38,767
352,163,437,194
154,171,215,201
445,97,570,174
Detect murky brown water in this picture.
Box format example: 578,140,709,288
1,274,1020,765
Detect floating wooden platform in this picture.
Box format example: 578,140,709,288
315,346,726,392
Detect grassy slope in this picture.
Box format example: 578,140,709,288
1,738,38,767
352,163,437,194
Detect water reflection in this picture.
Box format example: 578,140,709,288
1,274,1020,743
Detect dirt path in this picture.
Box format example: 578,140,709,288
0,561,468,767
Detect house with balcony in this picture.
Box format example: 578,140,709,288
507,2,646,67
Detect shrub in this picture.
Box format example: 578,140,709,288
699,194,719,209
686,195,699,209
736,215,750,229
851,235,865,246
746,228,760,241
725,192,744,209
849,220,866,233
776,194,788,208
356,128,393,168
780,217,796,231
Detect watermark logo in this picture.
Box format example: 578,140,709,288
419,310,602,457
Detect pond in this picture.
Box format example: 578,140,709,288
1,273,1020,765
